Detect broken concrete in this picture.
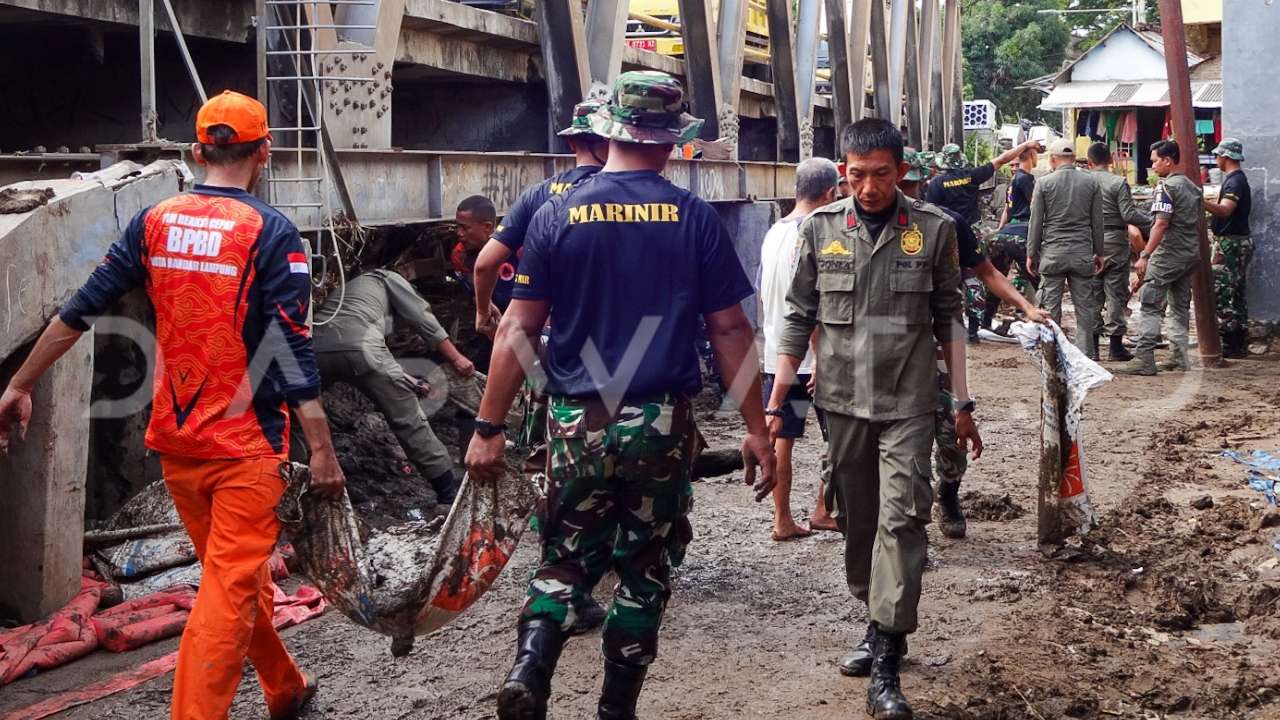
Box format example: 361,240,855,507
0,159,187,623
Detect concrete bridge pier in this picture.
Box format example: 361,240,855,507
0,336,94,624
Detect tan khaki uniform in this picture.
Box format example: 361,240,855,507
1134,173,1203,356
1090,170,1152,337
314,270,455,480
1028,164,1105,356
779,191,964,634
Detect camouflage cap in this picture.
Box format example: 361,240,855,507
588,71,704,145
917,151,937,170
1212,137,1244,161
558,83,611,138
903,149,928,182
936,143,966,170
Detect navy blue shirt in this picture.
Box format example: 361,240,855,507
493,165,602,252
514,170,754,399
926,163,996,225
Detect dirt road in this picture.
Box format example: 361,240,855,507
4,340,1280,720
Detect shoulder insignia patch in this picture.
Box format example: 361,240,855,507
900,224,924,256
820,238,854,256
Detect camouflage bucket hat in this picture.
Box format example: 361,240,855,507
903,149,928,182
936,143,966,170
558,83,611,138
1212,137,1244,161
588,71,704,145
917,151,937,171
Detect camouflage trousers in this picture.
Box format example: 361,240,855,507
514,377,549,449
1212,234,1253,335
521,395,696,667
933,366,967,487
963,225,987,328
989,231,1039,301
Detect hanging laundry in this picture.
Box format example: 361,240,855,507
1104,112,1120,140
1119,112,1138,144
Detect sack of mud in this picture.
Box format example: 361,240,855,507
276,457,539,645
1012,321,1111,547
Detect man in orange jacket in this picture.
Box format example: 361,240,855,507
0,91,345,720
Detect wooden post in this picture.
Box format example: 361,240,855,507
715,0,750,157
886,0,909,128
919,0,943,149
795,0,822,158
941,0,961,145
1157,0,1222,365
139,0,157,142
677,0,723,140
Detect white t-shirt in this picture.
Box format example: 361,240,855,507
759,216,814,375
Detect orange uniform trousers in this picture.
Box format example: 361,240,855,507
160,454,306,720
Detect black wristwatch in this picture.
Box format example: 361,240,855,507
475,418,508,438
764,407,786,418
953,398,976,414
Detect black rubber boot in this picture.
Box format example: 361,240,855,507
966,314,981,344
1088,335,1100,362
569,596,608,636
498,619,566,720
839,623,876,677
597,658,648,720
866,627,914,720
934,480,966,539
1108,334,1133,362
430,470,459,507
1223,330,1249,359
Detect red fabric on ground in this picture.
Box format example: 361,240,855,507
1,587,327,720
0,577,106,686
90,587,197,653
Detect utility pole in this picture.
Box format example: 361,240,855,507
1157,0,1221,365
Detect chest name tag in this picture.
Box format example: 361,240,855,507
900,224,924,256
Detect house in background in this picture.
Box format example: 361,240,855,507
1035,22,1221,186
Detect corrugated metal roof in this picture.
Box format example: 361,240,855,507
1040,80,1222,110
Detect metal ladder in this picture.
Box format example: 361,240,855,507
261,0,379,319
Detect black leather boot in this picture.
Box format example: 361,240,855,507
498,619,566,720
839,623,908,677
966,313,981,344
838,623,876,677
866,627,913,720
1223,330,1249,359
1108,334,1133,361
597,658,648,720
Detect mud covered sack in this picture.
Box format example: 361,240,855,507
277,460,538,648
1012,320,1111,548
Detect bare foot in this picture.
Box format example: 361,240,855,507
771,521,813,542
810,514,840,532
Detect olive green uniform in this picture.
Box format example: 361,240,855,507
1028,165,1105,357
1090,170,1152,337
1133,173,1203,357
781,192,964,634
313,270,455,480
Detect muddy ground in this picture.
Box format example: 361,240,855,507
5,333,1280,719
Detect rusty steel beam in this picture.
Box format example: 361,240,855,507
534,0,590,152
676,0,723,140
585,0,629,86
942,0,962,146
868,0,891,120
824,0,854,137
920,0,944,149
848,0,873,121
886,0,909,128
904,0,923,148
1157,0,1222,364
766,0,800,161
795,0,822,158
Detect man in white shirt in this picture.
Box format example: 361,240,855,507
760,156,840,540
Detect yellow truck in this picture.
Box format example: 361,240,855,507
625,0,770,61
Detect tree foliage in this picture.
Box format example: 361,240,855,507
960,0,1161,125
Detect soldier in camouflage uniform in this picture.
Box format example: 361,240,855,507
1204,138,1254,358
465,71,775,720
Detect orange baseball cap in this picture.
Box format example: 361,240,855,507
196,90,269,145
